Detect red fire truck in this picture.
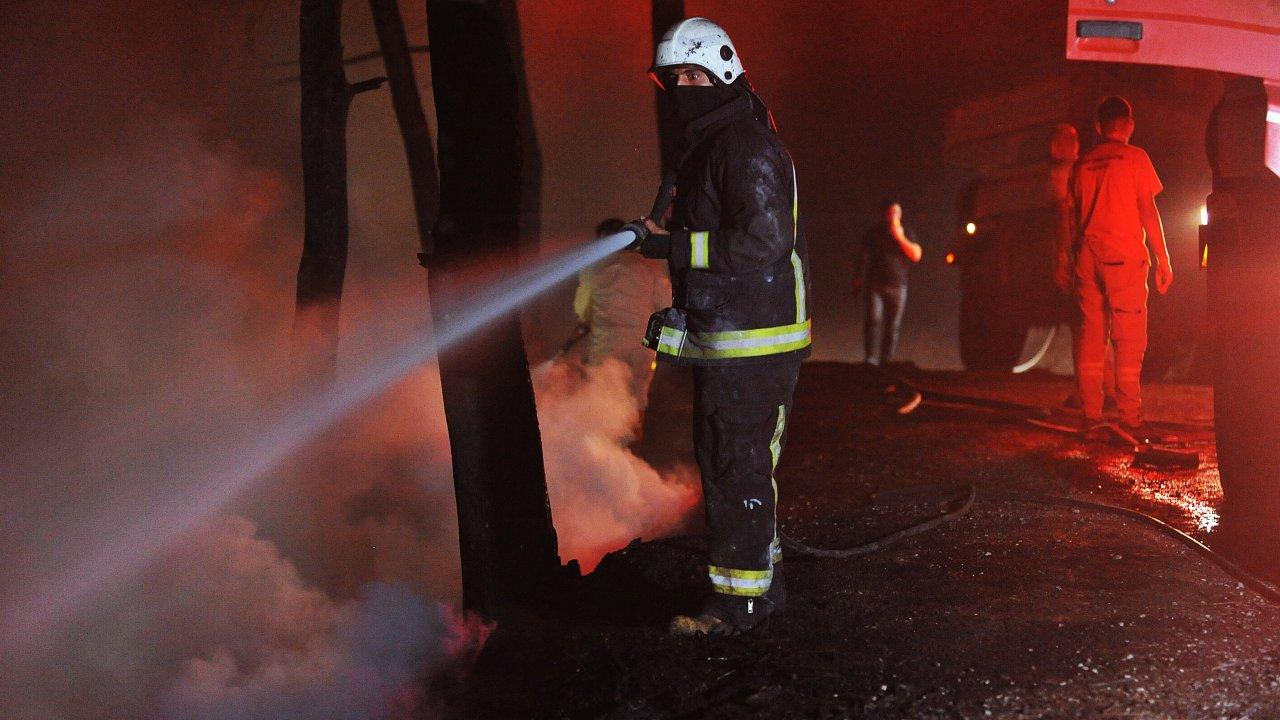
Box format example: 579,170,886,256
1061,0,1280,568
944,67,1217,373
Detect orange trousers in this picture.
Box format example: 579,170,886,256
1074,242,1149,426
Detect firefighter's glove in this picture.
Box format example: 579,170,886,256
621,220,650,252
638,232,672,259
623,219,672,259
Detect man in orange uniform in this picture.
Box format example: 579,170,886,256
1070,96,1173,437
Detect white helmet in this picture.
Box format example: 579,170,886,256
652,17,745,86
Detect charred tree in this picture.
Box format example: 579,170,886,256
424,0,559,617
293,0,385,597
294,0,384,374
368,0,438,255
637,0,694,472
652,0,684,172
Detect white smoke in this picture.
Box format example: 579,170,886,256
0,4,700,718
159,520,491,720
536,359,700,572
4,516,490,720
0,105,478,720
0,128,693,717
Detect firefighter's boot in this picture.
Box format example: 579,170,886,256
669,591,780,637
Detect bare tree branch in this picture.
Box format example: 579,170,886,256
347,76,388,95
268,45,428,69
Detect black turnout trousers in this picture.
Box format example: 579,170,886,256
692,359,801,597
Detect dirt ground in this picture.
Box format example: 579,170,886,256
447,362,1280,719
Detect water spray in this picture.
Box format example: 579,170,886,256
1,185,676,649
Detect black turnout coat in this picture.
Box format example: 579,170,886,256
656,94,812,367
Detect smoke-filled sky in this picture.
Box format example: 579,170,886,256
0,1,1224,717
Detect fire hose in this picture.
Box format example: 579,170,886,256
663,455,1280,605
779,482,1280,604
776,378,1280,605
1012,325,1057,374
778,483,976,558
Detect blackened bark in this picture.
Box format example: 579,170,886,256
425,0,559,617
295,0,384,374
368,0,438,255
294,0,386,596
498,2,541,256
638,0,695,473
652,0,684,172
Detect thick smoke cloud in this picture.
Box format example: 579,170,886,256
6,515,491,720
0,110,476,719
157,520,491,720
1,3,698,718
537,359,700,572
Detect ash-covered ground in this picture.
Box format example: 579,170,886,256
448,362,1280,719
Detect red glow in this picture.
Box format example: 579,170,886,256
1104,453,1222,532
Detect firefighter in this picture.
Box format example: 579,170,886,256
854,200,923,367
1070,96,1173,438
573,218,671,411
627,17,810,635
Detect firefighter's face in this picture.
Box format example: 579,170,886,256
666,65,714,87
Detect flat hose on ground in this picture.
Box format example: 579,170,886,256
883,375,1280,604
663,379,1269,602
783,482,1280,604
654,485,977,560
779,484,976,558
986,489,1280,605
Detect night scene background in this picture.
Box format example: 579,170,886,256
2,1,1269,718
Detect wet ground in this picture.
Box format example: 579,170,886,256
449,362,1280,719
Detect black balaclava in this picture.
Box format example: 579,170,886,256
668,85,726,124
668,76,739,124
668,74,774,131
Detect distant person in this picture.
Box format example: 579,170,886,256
572,218,671,409
854,200,922,367
1049,123,1080,242
1069,96,1173,439
1052,124,1117,411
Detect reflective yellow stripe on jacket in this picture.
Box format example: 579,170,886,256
663,161,807,362
690,231,710,269
790,164,807,323
657,319,811,360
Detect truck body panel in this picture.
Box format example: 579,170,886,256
1067,0,1280,175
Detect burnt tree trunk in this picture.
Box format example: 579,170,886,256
368,0,438,256
638,0,694,472
425,0,559,617
294,0,385,596
295,0,384,374
652,0,684,173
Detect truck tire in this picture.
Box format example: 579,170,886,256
959,291,1029,371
